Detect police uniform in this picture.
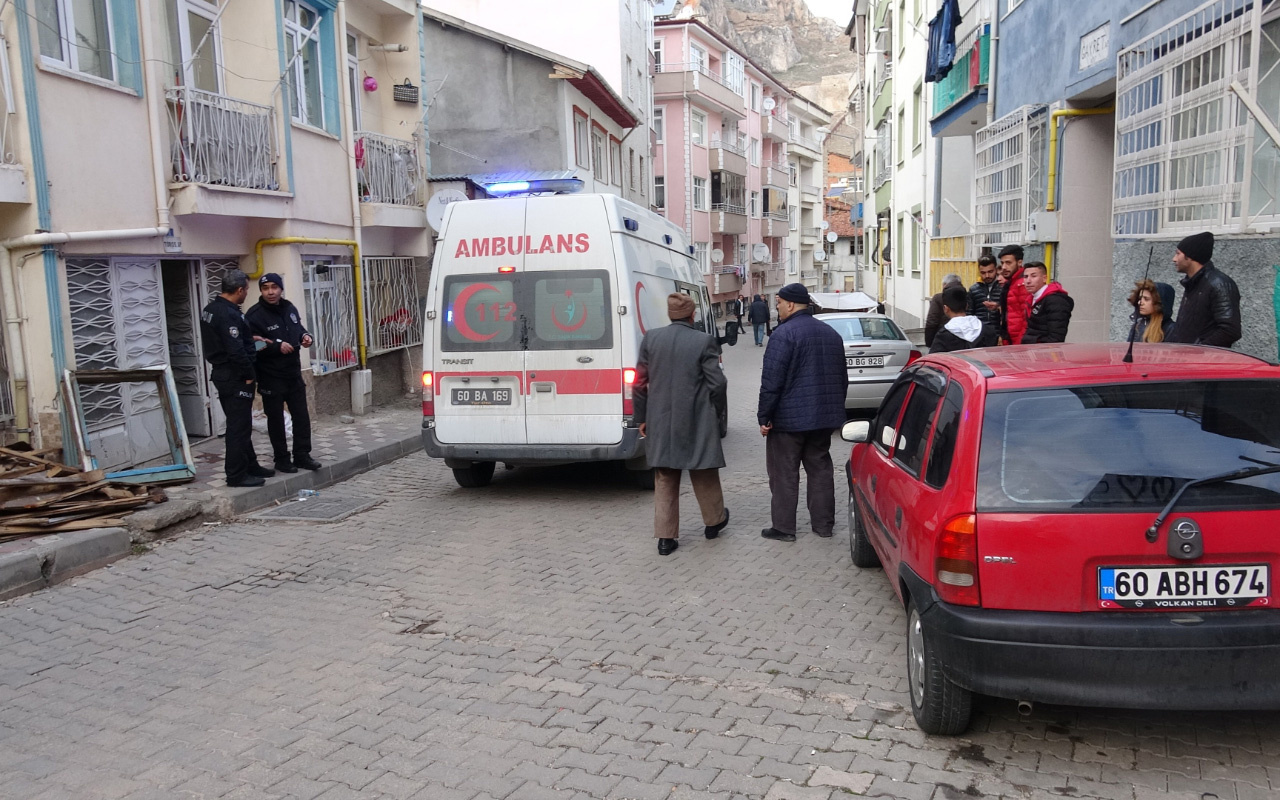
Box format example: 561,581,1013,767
201,295,263,484
245,291,315,470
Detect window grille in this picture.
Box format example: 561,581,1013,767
302,260,358,374
1113,0,1277,237
362,257,423,356
974,104,1048,246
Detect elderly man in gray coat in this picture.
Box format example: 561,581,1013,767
634,293,731,556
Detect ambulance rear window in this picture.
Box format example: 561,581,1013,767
529,272,612,350
441,276,519,351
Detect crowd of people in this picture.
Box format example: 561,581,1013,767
921,230,1241,353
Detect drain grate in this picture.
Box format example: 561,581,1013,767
252,495,382,523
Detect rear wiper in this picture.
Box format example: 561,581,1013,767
1145,464,1280,542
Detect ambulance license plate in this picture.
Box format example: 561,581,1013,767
451,388,512,406
847,356,885,368
1098,564,1269,608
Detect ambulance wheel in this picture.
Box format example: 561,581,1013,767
453,461,495,488
630,468,655,490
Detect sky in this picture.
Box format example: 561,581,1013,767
802,0,854,24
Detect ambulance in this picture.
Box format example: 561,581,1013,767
420,192,734,488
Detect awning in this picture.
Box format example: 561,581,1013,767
811,291,879,311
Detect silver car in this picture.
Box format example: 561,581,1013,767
815,312,920,410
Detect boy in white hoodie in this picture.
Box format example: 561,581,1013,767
929,285,999,353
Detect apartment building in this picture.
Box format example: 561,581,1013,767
788,95,833,292
422,0,656,145
0,0,429,472
652,16,795,314
825,109,867,292
421,10,642,203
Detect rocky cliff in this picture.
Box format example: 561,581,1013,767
670,0,859,90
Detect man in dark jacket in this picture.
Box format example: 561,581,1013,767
634,293,730,556
1020,262,1074,344
930,286,999,353
757,283,848,542
201,271,273,487
968,254,1003,326
923,273,963,347
748,294,770,346
245,273,322,473
1165,231,1241,348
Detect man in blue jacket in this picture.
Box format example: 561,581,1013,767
757,283,848,542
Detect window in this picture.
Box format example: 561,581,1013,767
626,55,635,99
591,127,608,181
750,82,761,112
896,216,905,276
609,137,622,186
872,379,911,455
285,0,324,126
691,109,707,146
168,0,223,93
711,171,745,211
693,176,708,210
346,32,360,132
893,381,943,477
629,149,636,189
750,191,759,217
691,43,707,73
913,83,923,151
924,383,964,488
750,137,760,166
441,271,613,352
897,107,906,164
788,162,798,186
695,242,709,273
38,0,115,80
788,204,797,230
653,39,664,71
788,249,798,274
654,176,665,208
573,110,590,169
726,51,745,94
653,107,665,142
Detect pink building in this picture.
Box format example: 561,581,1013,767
652,18,794,315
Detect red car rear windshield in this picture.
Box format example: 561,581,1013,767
977,380,1280,512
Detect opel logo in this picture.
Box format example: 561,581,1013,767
1171,518,1200,540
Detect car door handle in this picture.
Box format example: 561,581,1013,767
870,475,877,493
532,382,555,393
894,507,903,528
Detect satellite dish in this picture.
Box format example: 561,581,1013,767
813,249,827,262
711,248,724,264
762,97,776,113
426,188,468,232
820,219,830,231
752,243,770,261
826,231,839,243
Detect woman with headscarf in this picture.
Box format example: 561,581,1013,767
1127,279,1175,343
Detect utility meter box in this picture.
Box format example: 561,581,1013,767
1026,211,1060,243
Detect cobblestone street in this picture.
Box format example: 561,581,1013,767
2,343,1278,800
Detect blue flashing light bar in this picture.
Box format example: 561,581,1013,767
483,178,585,196
487,181,531,194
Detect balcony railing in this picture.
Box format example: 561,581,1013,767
802,226,822,241
657,61,731,90
167,85,278,190
710,136,746,157
875,60,893,98
711,202,746,215
793,135,824,154
356,131,422,206
932,30,990,119
363,257,423,355
801,183,823,198
764,209,788,221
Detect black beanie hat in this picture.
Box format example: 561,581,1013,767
1176,231,1214,265
259,272,284,290
777,283,811,304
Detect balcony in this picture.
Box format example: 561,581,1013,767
654,62,746,121
872,75,893,126
762,112,791,142
762,160,788,188
711,268,742,295
792,134,823,161
931,29,991,137
800,226,821,245
708,137,748,175
356,131,425,228
168,85,288,217
764,262,787,288
800,183,822,202
762,212,788,237
711,203,748,235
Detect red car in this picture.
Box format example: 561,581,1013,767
842,343,1280,735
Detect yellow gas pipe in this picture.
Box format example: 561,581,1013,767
1044,107,1113,278
252,237,366,369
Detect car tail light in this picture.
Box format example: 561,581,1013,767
422,371,435,418
935,514,980,607
622,368,636,418
906,349,923,366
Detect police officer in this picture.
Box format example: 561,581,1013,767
245,272,322,473
201,270,274,487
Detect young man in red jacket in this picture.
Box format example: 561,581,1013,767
997,244,1031,344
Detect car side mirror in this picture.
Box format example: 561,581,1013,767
841,420,870,443
718,321,739,347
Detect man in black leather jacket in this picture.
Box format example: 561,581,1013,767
967,254,1003,326
1165,231,1241,348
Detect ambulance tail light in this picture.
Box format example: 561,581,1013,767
622,367,636,421
421,371,435,421
935,514,980,607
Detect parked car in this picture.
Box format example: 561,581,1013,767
815,312,921,411
842,343,1280,735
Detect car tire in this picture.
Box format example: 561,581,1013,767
906,601,972,736
452,461,496,488
849,502,881,568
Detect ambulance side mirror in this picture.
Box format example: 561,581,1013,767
718,321,739,347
